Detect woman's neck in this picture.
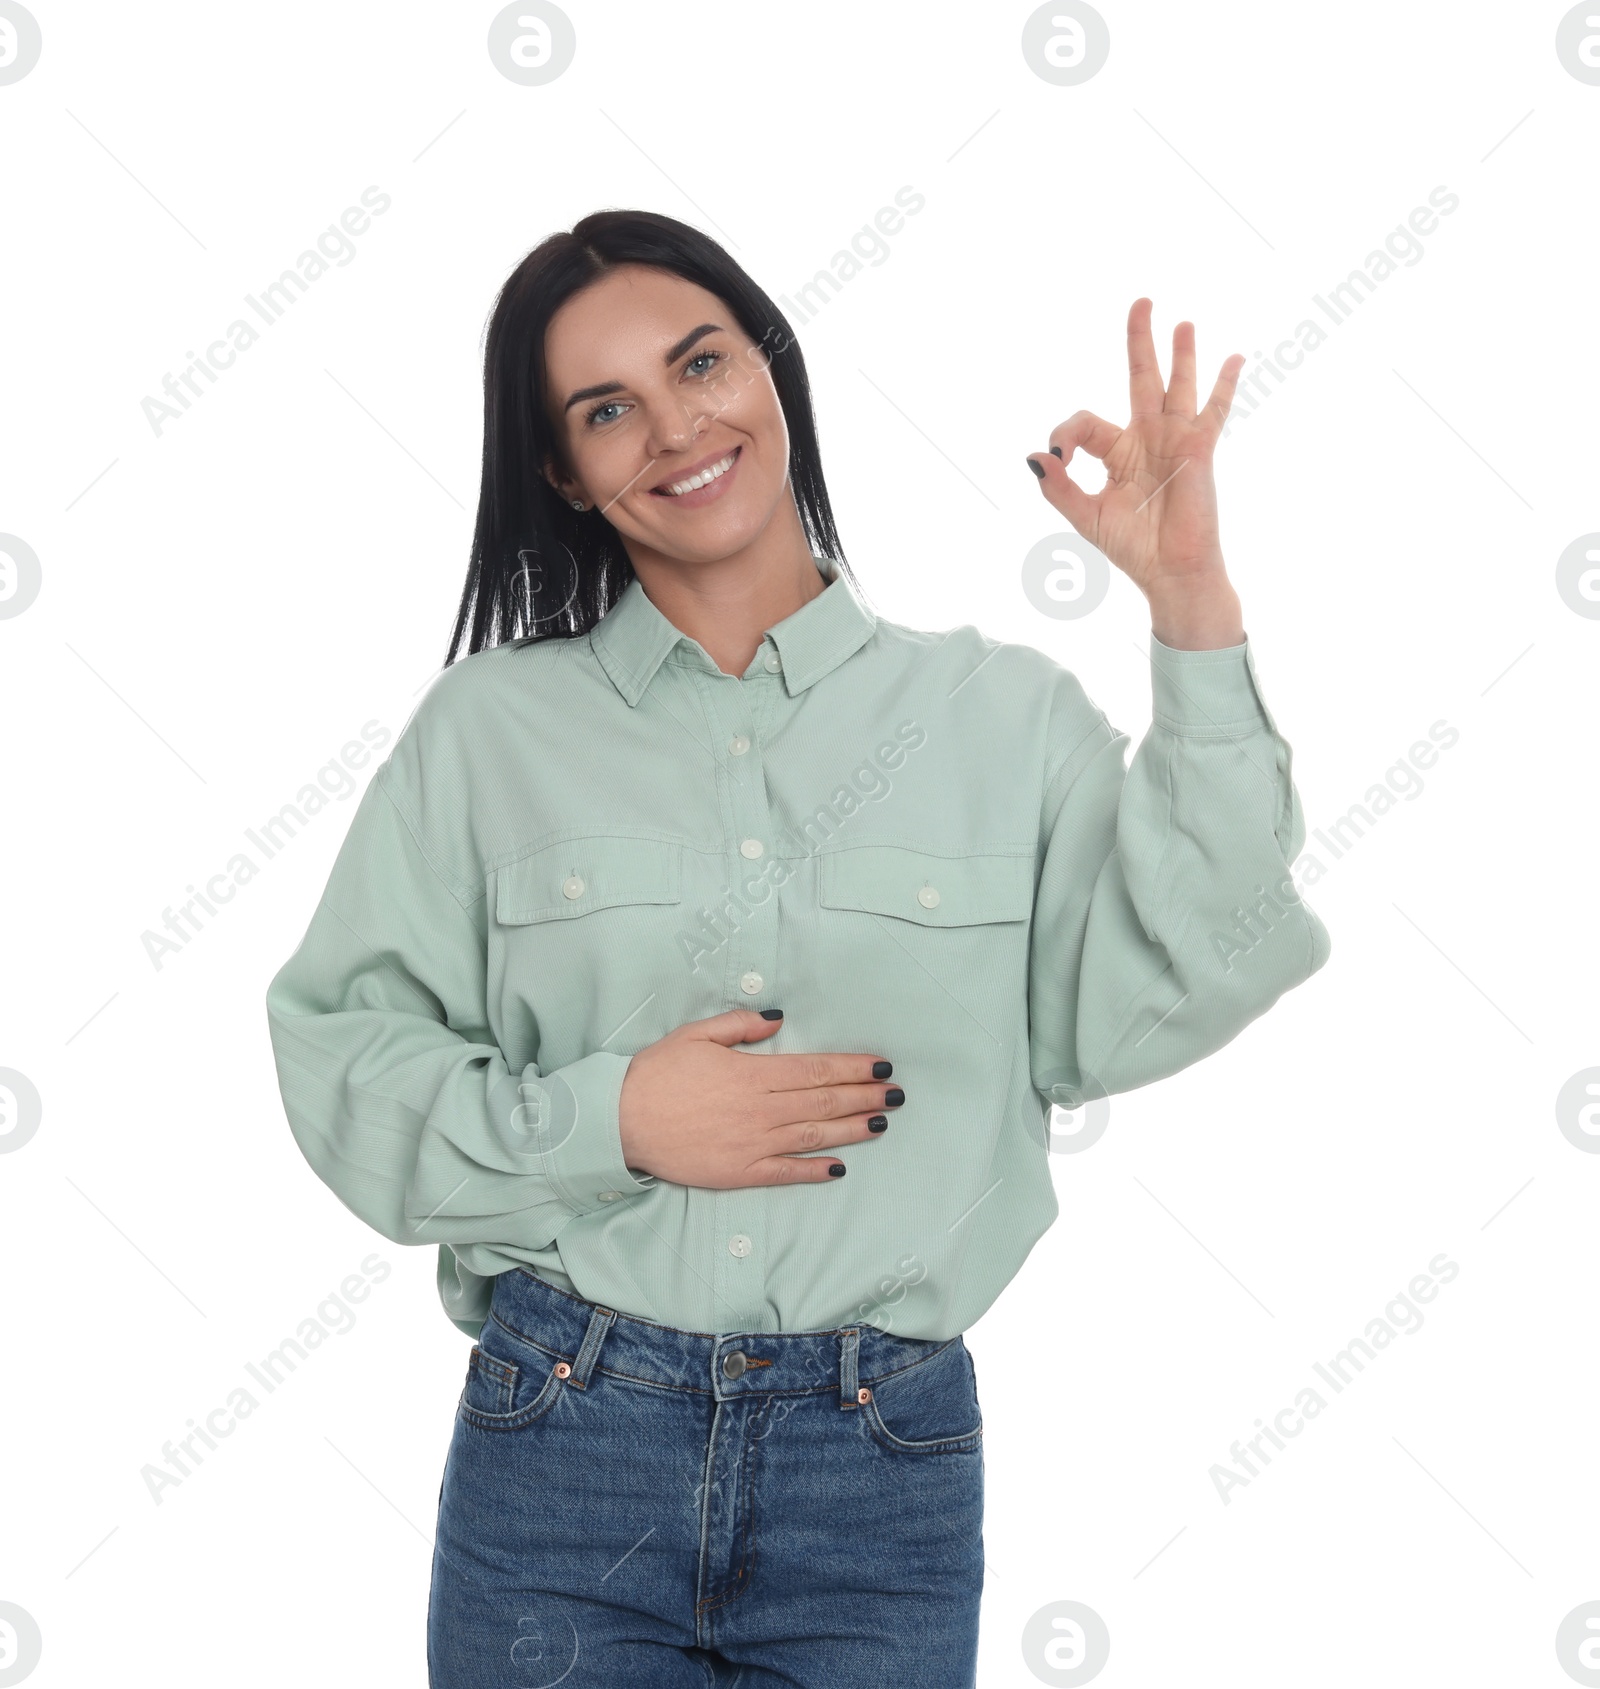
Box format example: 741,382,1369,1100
627,521,828,677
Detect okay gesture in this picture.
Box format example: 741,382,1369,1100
1027,298,1247,651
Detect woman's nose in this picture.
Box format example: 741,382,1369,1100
647,394,709,456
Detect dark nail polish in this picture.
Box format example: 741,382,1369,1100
759,1008,784,1020
828,1162,847,1177
1049,445,1063,459
872,1060,893,1079
884,1086,905,1107
1026,456,1045,479
868,1115,888,1132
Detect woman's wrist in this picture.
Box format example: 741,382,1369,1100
1145,571,1245,651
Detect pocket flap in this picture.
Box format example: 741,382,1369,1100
818,846,1033,927
496,836,682,924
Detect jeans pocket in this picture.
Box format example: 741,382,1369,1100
860,1338,984,1455
458,1336,565,1432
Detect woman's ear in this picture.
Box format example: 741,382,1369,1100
541,456,579,506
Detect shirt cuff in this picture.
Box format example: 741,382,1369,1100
1149,634,1278,739
511,1050,658,1214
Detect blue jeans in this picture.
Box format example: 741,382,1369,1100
428,1267,985,1686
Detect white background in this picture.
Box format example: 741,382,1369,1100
2,2,1597,1684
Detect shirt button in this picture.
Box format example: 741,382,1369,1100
739,837,764,859
728,1234,752,1257
729,734,751,756
562,874,585,900
597,1191,621,1202
739,971,764,995
917,885,941,908
763,651,782,673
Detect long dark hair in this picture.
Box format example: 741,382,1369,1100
444,209,854,667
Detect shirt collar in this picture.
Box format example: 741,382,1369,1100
590,553,877,707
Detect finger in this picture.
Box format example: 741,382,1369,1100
1202,353,1247,434
1126,296,1165,416
759,1050,894,1090
758,1077,905,1126
745,1152,850,1185
1165,320,1197,415
769,1110,892,1157
1030,411,1121,536
1026,452,1097,538
694,1007,786,1047
1047,410,1121,463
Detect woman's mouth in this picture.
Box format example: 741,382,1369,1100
649,445,742,507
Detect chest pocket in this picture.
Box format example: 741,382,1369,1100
817,845,1033,927
495,835,683,925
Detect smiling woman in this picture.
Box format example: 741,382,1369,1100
264,207,1329,1689
445,209,845,675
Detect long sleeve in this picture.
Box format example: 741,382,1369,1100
264,762,658,1267
1027,635,1330,1109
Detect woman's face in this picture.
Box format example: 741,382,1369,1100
541,264,792,567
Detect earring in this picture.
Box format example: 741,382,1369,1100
570,498,585,510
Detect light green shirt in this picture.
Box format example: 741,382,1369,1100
265,555,1329,1340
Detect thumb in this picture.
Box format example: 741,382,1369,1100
1027,449,1098,538
694,1006,785,1047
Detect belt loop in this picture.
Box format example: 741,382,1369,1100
567,1303,616,1389
838,1327,860,1409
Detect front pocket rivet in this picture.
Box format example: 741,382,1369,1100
858,1386,872,1404
555,1361,572,1378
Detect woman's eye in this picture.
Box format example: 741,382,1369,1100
584,352,721,426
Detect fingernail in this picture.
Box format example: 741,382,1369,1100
1025,456,1045,479
884,1086,905,1107
1049,445,1063,459
829,1162,847,1177
759,1008,784,1020
872,1060,893,1079
868,1115,888,1133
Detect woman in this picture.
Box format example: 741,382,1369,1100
265,208,1329,1687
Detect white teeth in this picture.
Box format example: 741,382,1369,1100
661,450,737,496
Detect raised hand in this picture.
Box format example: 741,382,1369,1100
1026,297,1246,651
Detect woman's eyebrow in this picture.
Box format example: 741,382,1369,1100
562,322,726,412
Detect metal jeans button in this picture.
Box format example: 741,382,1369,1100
722,1350,748,1379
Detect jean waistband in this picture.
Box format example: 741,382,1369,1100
487,1267,962,1407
